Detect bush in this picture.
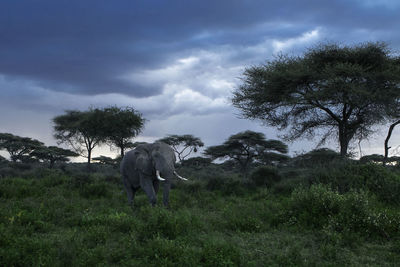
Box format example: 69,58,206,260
284,184,400,238
286,184,343,228
310,164,400,205
205,177,246,196
200,239,242,266
290,148,346,168
79,182,111,198
135,207,197,241
135,237,198,266
250,166,281,187
222,203,266,232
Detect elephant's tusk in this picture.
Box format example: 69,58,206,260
156,170,166,181
174,171,188,181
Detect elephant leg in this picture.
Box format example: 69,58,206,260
162,182,171,207
123,176,137,206
140,177,157,206
153,180,160,194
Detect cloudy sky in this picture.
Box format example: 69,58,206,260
1,0,400,160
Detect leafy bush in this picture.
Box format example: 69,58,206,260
135,237,198,266
135,207,198,241
200,239,242,266
222,203,265,232
250,166,281,187
70,173,93,189
286,184,343,228
290,148,346,168
79,182,111,198
285,184,400,238
310,164,400,205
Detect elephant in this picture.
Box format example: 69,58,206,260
120,142,187,207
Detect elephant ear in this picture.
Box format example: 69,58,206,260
135,154,153,175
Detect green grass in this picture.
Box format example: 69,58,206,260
0,170,399,266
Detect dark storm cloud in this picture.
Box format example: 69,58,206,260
1,0,399,98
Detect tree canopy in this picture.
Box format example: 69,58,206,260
53,109,107,165
204,130,288,179
158,134,204,162
0,133,44,162
102,106,145,157
30,146,79,168
232,42,400,156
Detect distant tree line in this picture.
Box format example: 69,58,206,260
0,133,78,168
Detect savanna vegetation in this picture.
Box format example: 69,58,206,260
1,155,400,266
1,42,400,266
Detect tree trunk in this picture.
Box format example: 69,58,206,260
384,120,400,165
120,146,124,158
87,148,92,170
338,125,349,156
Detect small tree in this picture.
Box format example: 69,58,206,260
204,130,288,180
0,133,44,162
102,106,145,157
233,42,400,156
158,134,204,162
383,101,400,165
30,146,78,168
53,109,107,166
92,155,115,165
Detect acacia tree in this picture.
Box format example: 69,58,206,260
158,134,204,162
383,100,400,164
30,146,79,168
53,109,107,166
0,133,44,162
233,42,400,156
102,106,145,157
204,130,288,179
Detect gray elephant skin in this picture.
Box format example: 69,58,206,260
120,142,187,207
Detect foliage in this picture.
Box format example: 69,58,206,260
285,184,400,238
0,168,400,266
92,155,115,165
53,109,107,165
290,148,346,167
180,156,212,169
0,133,44,162
250,166,281,187
158,134,204,162
360,154,384,164
204,130,288,179
309,163,400,205
101,106,145,157
233,42,400,156
30,145,78,168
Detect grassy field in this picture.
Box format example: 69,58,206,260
0,164,400,266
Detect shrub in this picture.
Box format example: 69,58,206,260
285,184,400,238
135,207,197,241
290,148,346,168
286,184,343,228
250,166,281,187
205,177,243,195
70,173,93,189
136,237,198,266
310,164,400,205
200,239,242,266
222,203,265,232
79,182,111,198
